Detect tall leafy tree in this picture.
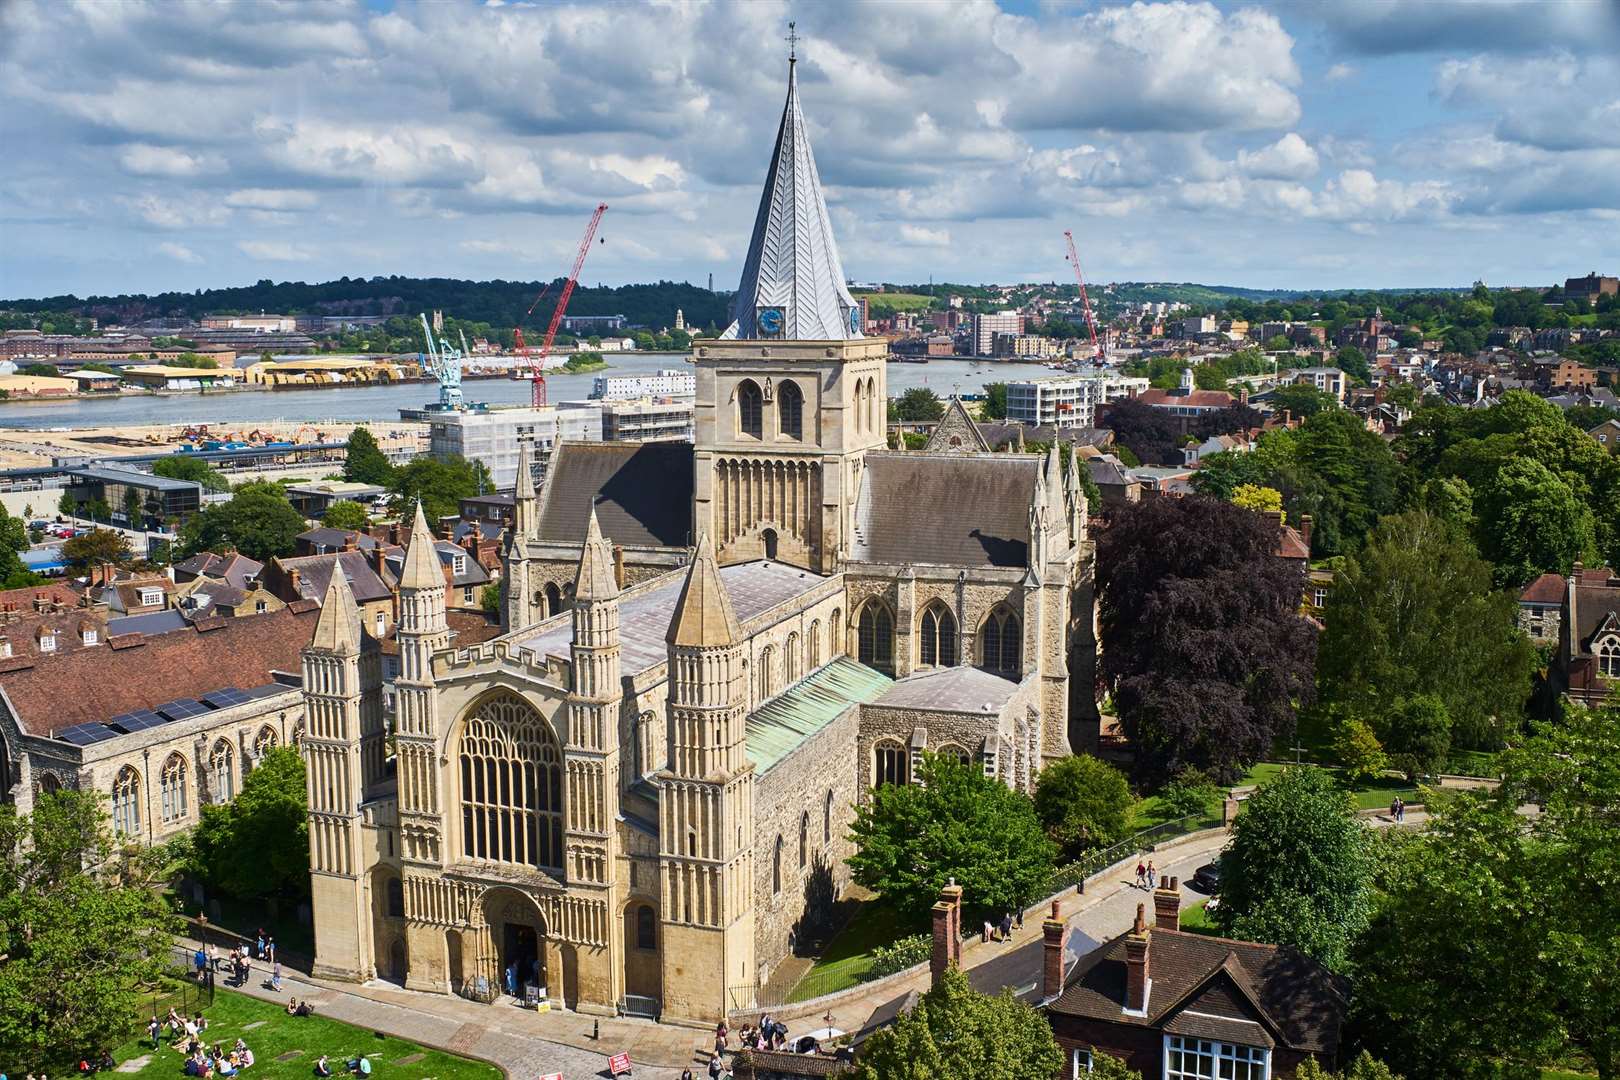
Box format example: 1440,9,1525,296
891,387,946,421
1096,496,1317,784
151,454,229,492
1212,766,1373,970
980,382,1009,420
1033,754,1133,859
1268,383,1337,419
1318,512,1533,750
389,456,489,521
61,527,132,571
321,499,371,531
342,425,395,486
1352,706,1620,1080
1286,409,1401,556
0,503,39,587
192,747,309,900
849,965,1064,1080
180,482,308,561
848,753,1055,928
1100,396,1182,466
0,791,179,1071
1473,457,1596,587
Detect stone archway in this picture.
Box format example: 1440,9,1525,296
621,901,661,1011
483,887,548,1000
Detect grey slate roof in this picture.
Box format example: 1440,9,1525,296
852,452,1038,568
280,550,393,604
873,664,1022,713
512,560,823,676
721,60,861,342
107,609,189,637
536,442,693,549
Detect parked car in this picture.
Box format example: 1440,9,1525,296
1191,860,1222,894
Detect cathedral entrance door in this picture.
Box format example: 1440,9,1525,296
485,890,547,999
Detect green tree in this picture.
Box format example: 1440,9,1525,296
1213,766,1372,970
1263,335,1291,353
1270,382,1337,419
0,790,179,1071
1331,712,1387,786
1473,457,1596,587
321,499,371,531
1230,483,1283,516
849,965,1064,1080
480,582,501,617
1334,345,1372,383
342,426,395,486
1352,706,1620,1079
893,387,945,422
1318,512,1532,750
20,362,60,378
61,527,132,571
192,747,309,901
1382,695,1450,781
151,454,229,492
181,484,308,561
0,503,39,588
1033,754,1133,858
980,382,1009,420
1296,1052,1403,1080
122,487,142,525
848,753,1056,928
1157,766,1223,820
388,456,488,521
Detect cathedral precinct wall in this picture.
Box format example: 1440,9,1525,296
750,700,861,987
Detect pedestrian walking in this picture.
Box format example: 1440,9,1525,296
194,948,207,980
1146,860,1156,889
1135,860,1146,889
1396,797,1406,822
999,912,1013,942
255,931,265,959
271,961,282,993
265,937,275,964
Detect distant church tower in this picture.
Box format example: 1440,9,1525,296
674,308,685,332
691,55,887,574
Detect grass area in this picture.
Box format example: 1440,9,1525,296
850,291,937,311
112,987,498,1080
790,899,915,1000
1177,900,1219,937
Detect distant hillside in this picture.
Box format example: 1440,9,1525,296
0,276,733,333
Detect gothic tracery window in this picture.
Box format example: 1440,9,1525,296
778,380,804,440
1600,635,1620,679
857,601,894,673
738,380,763,439
112,766,141,837
918,603,958,668
874,741,908,788
211,739,235,802
160,753,188,823
979,607,1021,675
458,692,564,871
254,726,278,759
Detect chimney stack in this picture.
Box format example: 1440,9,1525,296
1153,877,1181,931
1300,514,1313,551
1042,900,1065,1000
1124,903,1150,1014
930,880,963,987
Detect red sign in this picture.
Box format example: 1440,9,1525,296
540,1074,563,1080
607,1053,632,1076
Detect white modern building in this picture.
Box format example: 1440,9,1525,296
590,368,696,400
1005,370,1150,429
428,405,602,488
972,311,1023,355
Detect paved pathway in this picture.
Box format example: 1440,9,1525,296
177,811,1425,1080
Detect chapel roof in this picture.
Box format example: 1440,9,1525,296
536,441,694,550
852,453,1039,568
746,656,892,774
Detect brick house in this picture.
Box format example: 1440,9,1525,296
1042,883,1348,1078
1555,565,1620,707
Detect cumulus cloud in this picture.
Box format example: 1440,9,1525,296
237,240,312,262
1312,0,1618,56
119,144,225,178
1324,63,1356,82
897,224,952,247
224,189,318,211
1237,133,1320,180
156,242,202,264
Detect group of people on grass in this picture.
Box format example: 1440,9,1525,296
148,1008,254,1079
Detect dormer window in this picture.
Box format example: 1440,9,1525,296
82,628,99,646
138,587,163,607
38,631,56,652
452,554,466,576
0,639,11,658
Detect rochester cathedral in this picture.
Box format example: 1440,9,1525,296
300,58,1097,1023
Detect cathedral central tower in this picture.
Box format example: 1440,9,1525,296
691,57,887,574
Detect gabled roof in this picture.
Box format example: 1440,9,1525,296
174,551,263,588
276,550,392,605
1520,572,1566,605
537,442,693,550
852,453,1039,568
720,59,860,342
922,397,990,454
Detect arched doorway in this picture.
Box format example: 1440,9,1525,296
622,901,661,1012
762,527,779,561
387,939,408,985
483,888,547,999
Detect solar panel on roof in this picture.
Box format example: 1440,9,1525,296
57,723,118,746
241,683,290,701
156,699,209,721
202,688,248,708
108,710,167,733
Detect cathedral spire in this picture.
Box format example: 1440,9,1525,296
720,46,861,342
399,501,442,591
311,561,361,654
574,504,619,601
667,534,742,647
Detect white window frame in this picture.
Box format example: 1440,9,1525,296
139,587,164,607
453,554,467,576
83,628,99,646
1162,1034,1270,1080
39,632,56,653
1071,1047,1093,1077
1599,635,1620,679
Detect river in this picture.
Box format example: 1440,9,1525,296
0,353,1057,430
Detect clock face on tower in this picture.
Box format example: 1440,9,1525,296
757,306,785,336
849,307,862,335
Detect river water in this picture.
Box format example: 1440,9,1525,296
0,352,1056,430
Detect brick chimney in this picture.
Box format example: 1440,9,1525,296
1042,900,1065,1000
1124,903,1150,1015
388,522,402,547
930,880,963,986
1300,514,1313,551
288,568,302,599
342,531,357,552
1153,877,1181,931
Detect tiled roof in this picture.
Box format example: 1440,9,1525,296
746,657,892,773
536,441,694,549
1049,926,1347,1056
297,527,385,552
1520,572,1566,605
277,551,393,604
0,604,318,737
852,453,1038,568
174,551,263,589
0,608,109,665
1136,388,1236,409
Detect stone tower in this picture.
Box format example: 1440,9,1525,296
300,565,373,981
503,440,539,633
392,503,452,991
656,535,756,1022
561,506,624,1012
692,57,888,574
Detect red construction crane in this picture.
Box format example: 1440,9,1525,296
1063,229,1104,363
514,202,609,406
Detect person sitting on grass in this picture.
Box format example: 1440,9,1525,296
294,1001,316,1018
313,1057,332,1078
98,1052,115,1072
347,1056,372,1077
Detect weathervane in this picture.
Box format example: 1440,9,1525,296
786,20,799,63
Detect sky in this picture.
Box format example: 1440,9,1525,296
2,0,1617,299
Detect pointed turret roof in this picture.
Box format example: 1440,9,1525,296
514,440,535,501
574,505,619,601
310,559,361,653
399,502,443,591
666,534,742,648
721,58,861,341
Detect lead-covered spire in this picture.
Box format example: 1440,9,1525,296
721,55,862,342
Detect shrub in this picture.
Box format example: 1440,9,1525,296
863,934,930,980
1158,767,1222,820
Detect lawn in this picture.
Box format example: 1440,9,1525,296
850,291,937,312
112,987,498,1080
790,898,916,1001
1177,899,1219,937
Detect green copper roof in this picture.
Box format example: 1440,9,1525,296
746,656,893,774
